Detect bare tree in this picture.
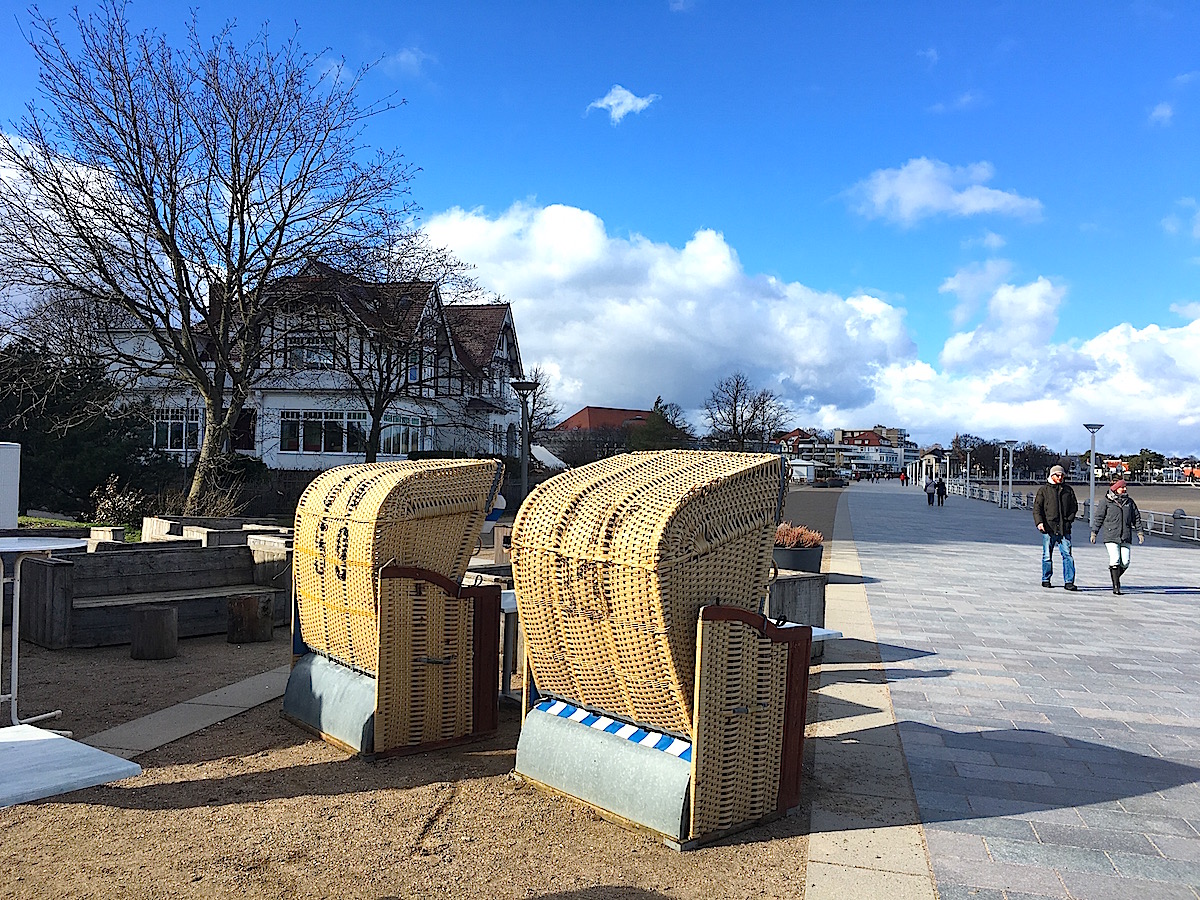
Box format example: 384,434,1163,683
0,2,414,511
704,372,788,452
525,365,561,435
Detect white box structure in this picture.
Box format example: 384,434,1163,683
0,443,19,528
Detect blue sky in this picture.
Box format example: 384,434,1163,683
3,2,1199,456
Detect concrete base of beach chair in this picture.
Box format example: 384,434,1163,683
515,608,813,850
283,575,502,757
516,703,694,843
283,654,378,754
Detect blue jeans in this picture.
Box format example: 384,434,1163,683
1042,533,1075,584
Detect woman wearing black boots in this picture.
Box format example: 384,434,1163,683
1090,480,1146,594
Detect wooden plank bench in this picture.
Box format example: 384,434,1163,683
18,545,290,649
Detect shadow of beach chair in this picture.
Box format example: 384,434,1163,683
511,450,814,849
282,459,504,757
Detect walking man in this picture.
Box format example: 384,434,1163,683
1033,465,1079,591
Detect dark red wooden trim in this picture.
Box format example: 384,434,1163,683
697,604,812,646
777,628,812,813
466,584,501,734
378,565,463,596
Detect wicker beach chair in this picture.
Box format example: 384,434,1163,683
283,459,504,756
511,450,814,848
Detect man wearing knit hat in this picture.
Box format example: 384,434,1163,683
1033,464,1079,590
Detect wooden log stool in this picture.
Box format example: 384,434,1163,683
227,593,274,643
130,605,178,660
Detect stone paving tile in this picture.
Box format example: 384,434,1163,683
1106,850,1200,884
1030,820,1161,855
930,855,1069,896
1056,869,1200,900
927,816,1039,842
841,483,1200,899
984,835,1118,875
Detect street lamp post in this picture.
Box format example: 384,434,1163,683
1084,423,1104,529
510,379,537,505
964,448,972,498
1004,441,1018,509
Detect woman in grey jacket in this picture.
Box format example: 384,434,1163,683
1090,480,1145,594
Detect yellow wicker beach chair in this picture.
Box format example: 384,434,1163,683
282,459,504,756
511,450,813,849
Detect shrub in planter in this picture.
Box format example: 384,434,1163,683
773,522,824,572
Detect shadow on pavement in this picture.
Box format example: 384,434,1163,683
829,638,936,663
732,720,1200,845
826,572,880,585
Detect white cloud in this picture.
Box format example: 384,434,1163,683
928,91,984,114
849,158,1043,227
425,201,1200,455
384,47,435,78
586,85,660,125
940,276,1065,372
425,202,914,415
1174,71,1199,86
1149,101,1174,125
939,259,1013,327
1163,197,1200,239
962,230,1007,251
918,48,938,67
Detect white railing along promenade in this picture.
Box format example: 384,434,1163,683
946,482,1200,543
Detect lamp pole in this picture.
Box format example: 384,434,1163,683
1084,423,1104,530
510,379,537,505
965,448,972,498
1004,441,1018,508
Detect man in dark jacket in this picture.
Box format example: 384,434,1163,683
1033,464,1079,590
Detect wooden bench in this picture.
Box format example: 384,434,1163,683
18,544,290,649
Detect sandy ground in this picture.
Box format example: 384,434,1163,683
0,487,843,900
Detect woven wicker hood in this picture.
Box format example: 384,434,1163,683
293,459,503,674
512,450,785,734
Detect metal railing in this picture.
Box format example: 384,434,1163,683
946,482,1200,543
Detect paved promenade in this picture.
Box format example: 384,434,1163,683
823,480,1200,900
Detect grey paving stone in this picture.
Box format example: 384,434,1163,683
1030,820,1160,855
1056,869,1200,900
929,885,1011,900
984,835,1118,874
1106,851,1200,885
839,484,1200,898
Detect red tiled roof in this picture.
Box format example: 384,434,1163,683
556,406,655,431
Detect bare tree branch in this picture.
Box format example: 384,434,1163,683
0,1,415,511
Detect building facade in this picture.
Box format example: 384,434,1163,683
131,262,524,470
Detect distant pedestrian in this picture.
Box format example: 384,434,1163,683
1033,464,1079,591
1090,479,1146,595
935,476,947,506
900,472,907,487
924,477,935,506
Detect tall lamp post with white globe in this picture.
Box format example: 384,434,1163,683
1084,423,1104,529
510,379,537,506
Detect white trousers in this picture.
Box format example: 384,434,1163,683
1105,542,1131,568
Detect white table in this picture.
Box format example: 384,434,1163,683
1,537,88,726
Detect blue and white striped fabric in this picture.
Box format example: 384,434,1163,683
533,698,692,762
